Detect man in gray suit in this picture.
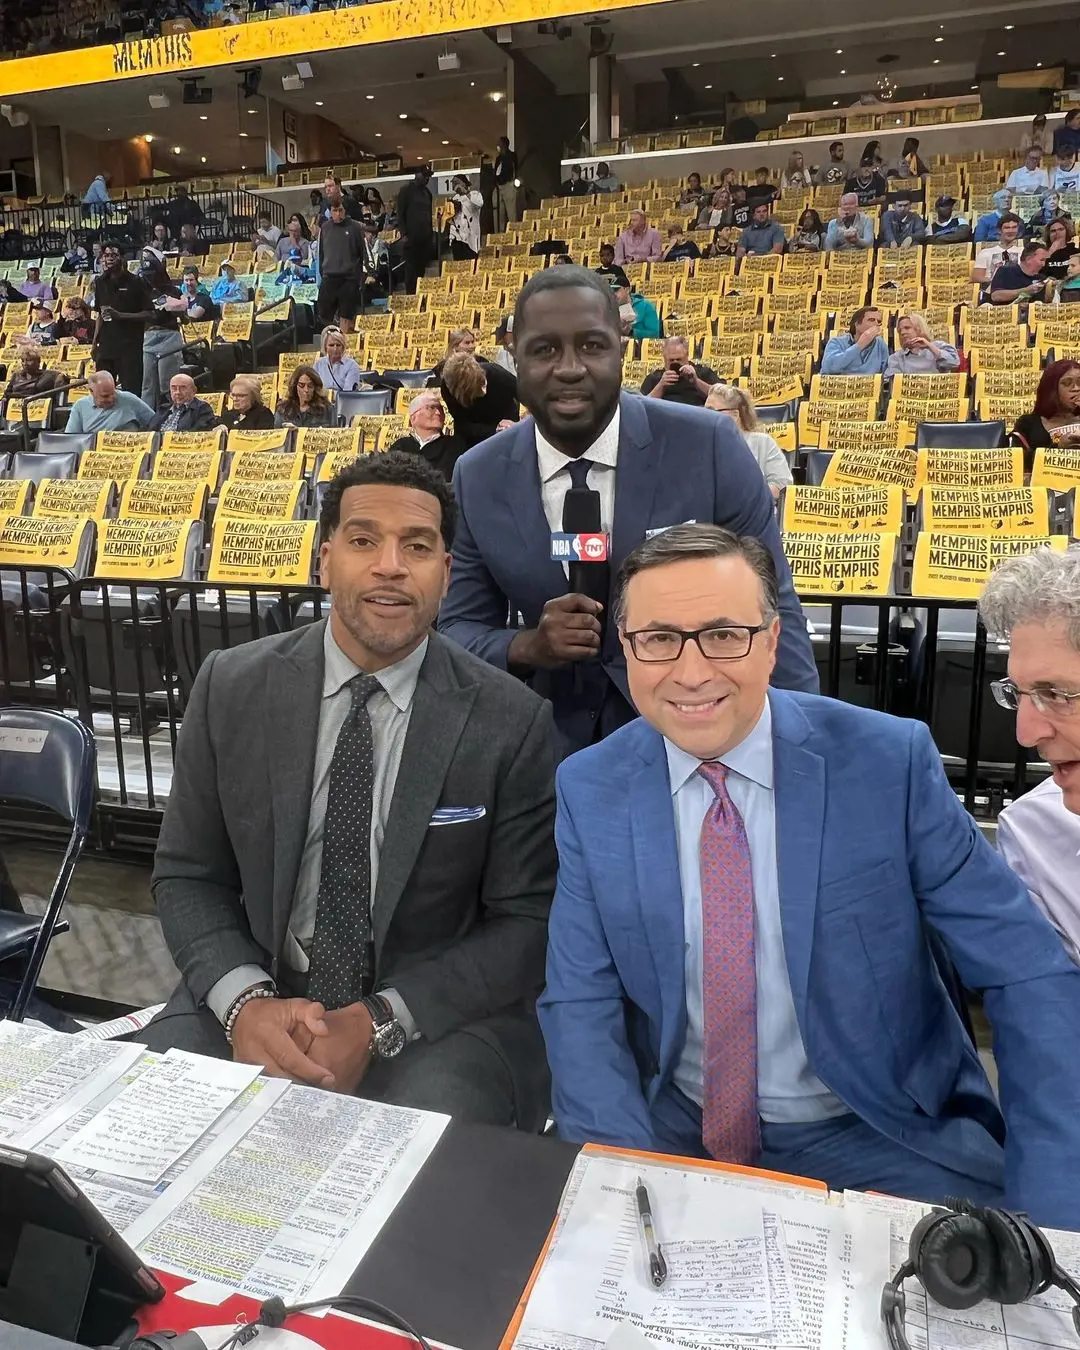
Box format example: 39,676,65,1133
145,450,557,1126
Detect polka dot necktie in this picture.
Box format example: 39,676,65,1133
307,672,382,1011
697,761,760,1165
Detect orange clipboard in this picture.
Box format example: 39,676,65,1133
497,1142,828,1350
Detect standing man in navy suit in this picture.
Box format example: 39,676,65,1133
438,266,818,753
539,524,1080,1229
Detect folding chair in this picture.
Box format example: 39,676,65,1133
0,707,95,1021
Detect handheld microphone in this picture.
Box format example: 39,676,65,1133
562,485,609,620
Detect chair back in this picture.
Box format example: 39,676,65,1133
915,420,1006,449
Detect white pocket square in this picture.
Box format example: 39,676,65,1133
429,806,486,825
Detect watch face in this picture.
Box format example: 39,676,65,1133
374,1020,408,1059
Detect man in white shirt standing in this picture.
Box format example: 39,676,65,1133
981,547,1080,962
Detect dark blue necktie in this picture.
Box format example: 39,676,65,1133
566,457,592,492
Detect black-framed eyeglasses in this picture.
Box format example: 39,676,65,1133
623,622,773,663
991,678,1080,718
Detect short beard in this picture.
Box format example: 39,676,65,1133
333,592,431,661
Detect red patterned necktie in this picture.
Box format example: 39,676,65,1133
697,761,760,1165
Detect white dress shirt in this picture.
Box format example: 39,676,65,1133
665,698,848,1122
535,404,621,535
997,777,1080,964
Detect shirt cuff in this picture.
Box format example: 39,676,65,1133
205,965,275,1024
379,987,420,1043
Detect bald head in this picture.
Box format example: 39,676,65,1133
170,374,196,406
88,371,117,408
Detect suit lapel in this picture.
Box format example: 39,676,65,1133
372,637,478,953
267,620,326,957
610,393,663,573
770,692,824,1021
506,425,567,598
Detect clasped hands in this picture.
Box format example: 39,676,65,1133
231,994,375,1094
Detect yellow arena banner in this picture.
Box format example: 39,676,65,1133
781,532,898,596
161,429,227,453
1030,446,1080,490
228,450,306,482
78,450,145,482
217,479,304,521
921,487,1050,536
97,519,195,580
0,480,32,516
298,428,363,462
207,519,317,586
919,447,1024,489
4,399,51,424
0,0,668,97
781,486,904,535
225,431,291,455
317,447,369,482
119,480,208,520
33,478,113,520
152,450,222,488
95,431,156,454
0,515,94,568
912,532,1069,598
820,446,922,494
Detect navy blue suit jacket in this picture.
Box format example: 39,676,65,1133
538,690,1080,1229
439,394,819,752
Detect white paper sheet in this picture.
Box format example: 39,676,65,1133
75,1005,165,1040
0,1021,144,1147
131,1086,448,1303
54,1048,262,1183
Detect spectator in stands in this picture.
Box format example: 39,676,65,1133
594,243,629,289
971,212,1026,287
735,202,786,258
277,248,316,287
92,243,148,397
4,349,63,400
91,242,105,275
219,375,276,432
62,244,91,275
729,185,752,230
1011,359,1080,452
179,267,216,321
860,138,885,168
1027,190,1070,235
974,206,1006,245
177,222,204,258
824,193,874,252
745,167,778,208
150,221,173,253
27,304,57,345
789,208,825,253
428,328,478,384
845,157,888,208
386,390,464,481
150,373,217,433
814,140,849,186
65,370,155,434
56,297,94,345
307,188,323,236
781,151,812,192
1052,149,1080,194
275,215,312,265
211,262,247,308
885,311,960,375
251,211,282,259
82,172,110,206
275,365,335,429
705,187,733,232
439,266,817,753
888,137,929,180
0,280,27,304
641,336,719,407
592,161,622,194
493,135,519,229
676,173,708,215
396,164,435,295
447,174,484,261
1042,218,1080,284
881,193,926,249
704,384,793,497
614,209,663,265
821,306,888,375
138,249,185,409
926,195,972,246
1020,113,1053,158
541,523,1080,1225
493,315,516,376
997,148,1051,211
1053,109,1080,160
21,267,55,303
314,327,363,395
361,187,386,232
710,226,739,258
614,281,661,341
717,167,738,193
988,242,1050,305
986,548,1080,960
662,225,701,262
440,350,519,449
165,185,204,240
561,164,592,198
316,200,366,334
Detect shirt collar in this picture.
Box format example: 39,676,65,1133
664,696,774,796
535,404,621,485
322,619,428,713
413,431,443,447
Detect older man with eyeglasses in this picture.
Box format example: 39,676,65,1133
981,546,1080,961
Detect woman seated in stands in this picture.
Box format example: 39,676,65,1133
789,208,825,252
274,365,335,429
27,304,57,346
221,376,276,432
313,326,363,394
439,350,519,449
56,296,94,345
704,383,793,499
781,151,812,192
1041,216,1080,284
426,327,478,385
885,310,961,375
149,220,174,253
709,225,739,258
1013,359,1080,453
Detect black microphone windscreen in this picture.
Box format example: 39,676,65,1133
562,486,601,534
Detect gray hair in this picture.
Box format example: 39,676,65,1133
978,546,1080,650
408,391,441,417
614,523,779,627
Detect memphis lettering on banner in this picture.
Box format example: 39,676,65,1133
112,31,194,75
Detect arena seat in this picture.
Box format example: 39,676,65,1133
915,421,1007,449
336,388,395,421
10,450,79,484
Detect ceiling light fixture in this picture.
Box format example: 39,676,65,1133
399,112,408,119
1036,61,1043,66
840,68,846,75
366,94,374,100
421,126,430,132
1004,22,1014,28
247,106,257,113
777,75,784,81
172,145,181,154
932,59,940,64
971,84,978,89
997,50,1006,55
835,48,842,54
315,99,323,106
239,131,248,137
934,35,943,42
490,90,504,101
201,156,207,163
832,100,839,106
442,139,449,144
705,83,712,89
145,134,154,142
199,114,207,120
375,132,382,137
692,62,699,67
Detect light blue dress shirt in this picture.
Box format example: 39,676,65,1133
665,697,848,1123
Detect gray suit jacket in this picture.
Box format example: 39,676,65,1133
151,621,557,1109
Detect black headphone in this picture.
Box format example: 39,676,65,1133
881,1200,1080,1350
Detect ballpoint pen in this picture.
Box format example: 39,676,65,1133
635,1174,668,1289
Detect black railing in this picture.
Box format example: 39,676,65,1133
0,575,1036,852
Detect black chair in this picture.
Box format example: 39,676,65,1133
757,399,799,425
0,707,95,1021
915,420,1007,449
36,431,95,458
383,368,434,389
803,450,833,485
10,450,80,484
336,388,394,422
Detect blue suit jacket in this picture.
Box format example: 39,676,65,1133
439,393,818,752
538,690,1080,1228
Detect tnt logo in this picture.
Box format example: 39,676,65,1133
550,532,610,562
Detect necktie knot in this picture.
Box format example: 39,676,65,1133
698,760,731,800
566,457,593,492
349,672,382,711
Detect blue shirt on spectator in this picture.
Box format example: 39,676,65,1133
737,220,786,255
824,213,873,251
83,175,110,206
974,210,1003,243
821,333,890,375
211,276,248,306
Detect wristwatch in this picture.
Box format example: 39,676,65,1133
362,994,408,1060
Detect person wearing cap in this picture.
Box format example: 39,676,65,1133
447,173,484,261
493,314,516,376
211,262,248,307
926,194,972,246
27,304,58,345
21,267,55,303
276,247,315,286
824,193,874,251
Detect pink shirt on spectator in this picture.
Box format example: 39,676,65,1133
614,225,663,264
